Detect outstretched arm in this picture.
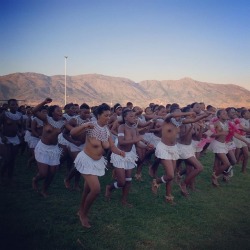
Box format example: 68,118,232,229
70,122,94,137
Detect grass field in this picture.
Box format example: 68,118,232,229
1,152,250,250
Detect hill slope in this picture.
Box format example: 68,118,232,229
0,73,249,108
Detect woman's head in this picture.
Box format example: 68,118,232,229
122,109,136,125
94,103,111,125
48,105,62,120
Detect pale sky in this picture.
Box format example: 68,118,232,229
1,0,250,90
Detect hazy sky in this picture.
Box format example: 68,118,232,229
1,0,250,89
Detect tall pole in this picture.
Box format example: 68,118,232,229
64,56,68,106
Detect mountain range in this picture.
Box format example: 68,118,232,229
0,72,249,108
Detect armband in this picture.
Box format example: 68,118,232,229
118,133,124,137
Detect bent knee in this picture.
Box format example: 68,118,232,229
117,180,126,187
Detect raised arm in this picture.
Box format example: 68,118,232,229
32,98,52,122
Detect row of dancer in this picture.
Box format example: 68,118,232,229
0,99,249,229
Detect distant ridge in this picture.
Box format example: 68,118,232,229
0,72,249,108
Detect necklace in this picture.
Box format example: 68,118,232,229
47,116,65,129
75,116,89,126
87,121,110,141
125,122,137,128
63,113,75,121
5,111,22,121
34,117,44,127
170,118,183,128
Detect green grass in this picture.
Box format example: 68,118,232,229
1,152,250,250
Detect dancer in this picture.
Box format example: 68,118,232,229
151,107,206,204
105,109,152,206
32,98,66,197
0,99,23,185
71,103,125,228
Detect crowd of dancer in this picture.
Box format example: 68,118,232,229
0,98,249,228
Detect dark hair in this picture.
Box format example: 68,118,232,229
170,103,180,113
8,99,17,105
64,103,74,110
241,109,248,117
126,102,133,106
158,105,165,111
93,103,110,118
182,106,191,112
114,103,122,111
38,106,47,112
80,103,90,110
190,102,198,108
206,105,213,110
152,104,159,112
216,109,223,117
48,105,59,117
170,106,180,113
122,109,133,124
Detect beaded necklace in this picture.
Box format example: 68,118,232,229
63,113,75,121
170,118,183,128
34,117,44,127
75,116,89,126
5,111,22,121
87,121,110,142
47,116,65,129
125,122,136,128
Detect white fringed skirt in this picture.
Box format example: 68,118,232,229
110,145,138,170
155,141,179,160
74,151,107,176
208,140,228,154
177,143,195,159
35,140,62,166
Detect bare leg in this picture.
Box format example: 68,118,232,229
32,162,49,192
214,153,230,175
241,146,249,173
41,165,57,197
79,174,101,228
149,157,160,178
181,156,203,195
105,168,125,200
121,169,133,207
152,159,175,199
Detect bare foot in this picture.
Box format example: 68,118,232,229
134,173,142,181
64,179,71,189
105,185,111,200
78,213,91,228
180,182,189,197
212,173,219,187
32,178,38,192
151,179,159,195
121,200,133,208
165,196,176,206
